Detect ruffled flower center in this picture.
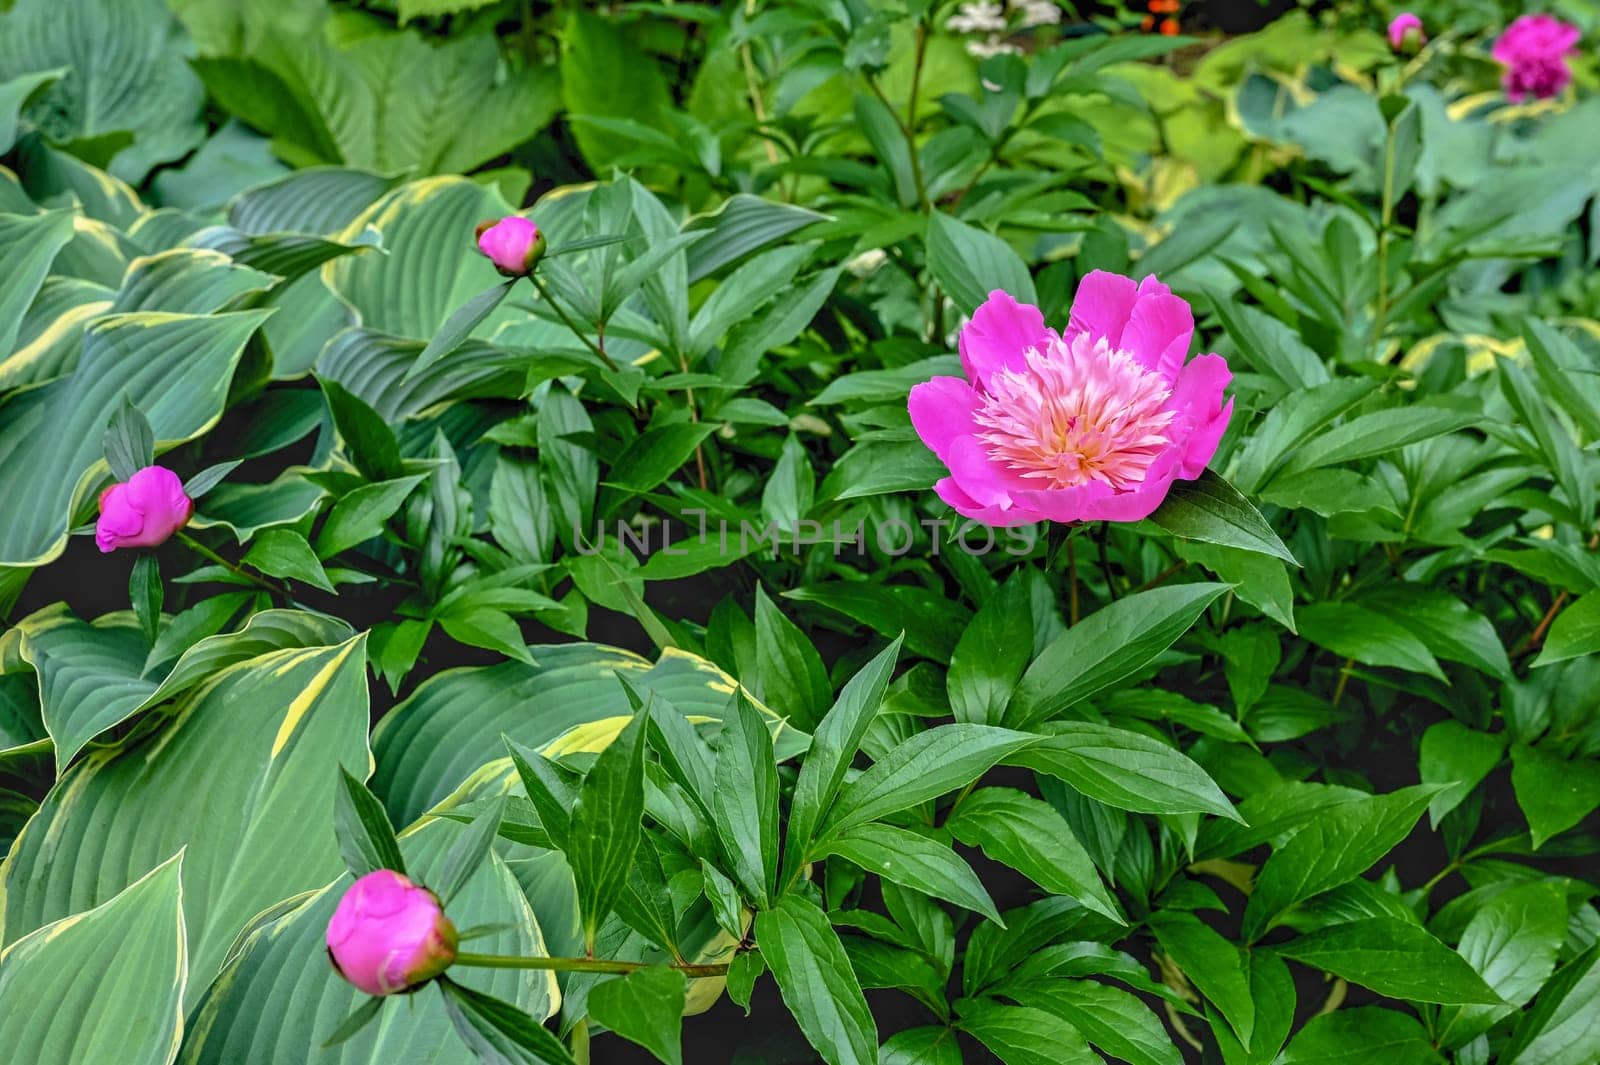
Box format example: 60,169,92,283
973,332,1175,491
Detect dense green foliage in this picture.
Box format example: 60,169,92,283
1,0,1599,1063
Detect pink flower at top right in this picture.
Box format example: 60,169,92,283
1492,14,1582,102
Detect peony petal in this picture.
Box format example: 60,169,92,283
944,435,1025,508
1120,290,1195,379
1167,353,1233,479
934,476,1039,527
908,377,981,463
1067,270,1140,347
940,473,1017,524
1012,478,1117,524
1085,462,1182,522
959,290,1051,391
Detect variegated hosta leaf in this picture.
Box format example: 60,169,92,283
0,672,44,755
226,167,399,238
0,605,353,770
0,309,268,567
0,209,75,358
179,818,556,1065
0,0,205,183
0,852,186,1065
1,275,114,392
371,643,799,827
189,467,329,543
323,176,516,341
1,636,370,1007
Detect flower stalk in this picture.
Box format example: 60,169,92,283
453,952,731,979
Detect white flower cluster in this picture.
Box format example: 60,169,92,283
946,0,1061,59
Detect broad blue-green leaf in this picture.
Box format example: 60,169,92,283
1,636,369,1006
0,68,63,154
0,853,185,1065
370,644,787,825
0,0,205,182
0,604,350,772
0,209,75,358
325,177,515,341
0,309,266,567
180,817,558,1065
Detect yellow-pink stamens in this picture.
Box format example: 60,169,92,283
972,334,1175,491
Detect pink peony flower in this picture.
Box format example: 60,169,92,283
1492,15,1581,101
1388,13,1425,51
95,466,193,553
909,273,1232,527
327,870,458,996
475,216,545,276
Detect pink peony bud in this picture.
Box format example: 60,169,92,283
1387,13,1424,53
1492,14,1581,102
475,216,546,276
95,465,193,553
908,273,1232,526
326,870,458,996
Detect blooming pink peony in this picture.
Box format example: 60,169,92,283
909,273,1232,527
1492,15,1581,101
327,870,458,996
476,216,545,276
1388,12,1424,51
95,466,193,553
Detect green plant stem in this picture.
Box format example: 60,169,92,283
1330,656,1356,707
1373,123,1398,356
453,952,730,979
1094,523,1118,600
174,531,289,600
864,74,928,212
1134,560,1187,594
527,275,621,373
907,19,928,150
1066,536,1080,625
